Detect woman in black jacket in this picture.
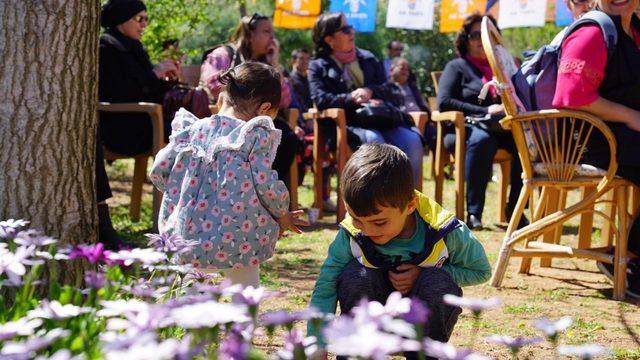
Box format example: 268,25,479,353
96,0,178,248
437,14,522,230
308,12,424,185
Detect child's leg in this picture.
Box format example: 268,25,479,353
223,265,260,288
336,259,394,314
409,267,463,342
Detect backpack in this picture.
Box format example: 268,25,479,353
163,83,212,124
512,10,618,111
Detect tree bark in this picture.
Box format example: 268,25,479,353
0,1,100,276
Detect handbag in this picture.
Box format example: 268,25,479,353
163,83,212,124
353,102,406,131
464,113,508,133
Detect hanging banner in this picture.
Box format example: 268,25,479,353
555,0,573,26
386,0,435,30
273,0,321,29
486,0,498,12
498,0,547,28
440,0,487,33
329,0,377,32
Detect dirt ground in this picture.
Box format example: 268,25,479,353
107,161,640,359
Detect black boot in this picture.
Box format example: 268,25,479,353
98,203,125,250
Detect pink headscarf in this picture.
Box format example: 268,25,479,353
465,55,496,97
333,48,357,64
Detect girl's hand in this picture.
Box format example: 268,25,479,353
277,210,309,237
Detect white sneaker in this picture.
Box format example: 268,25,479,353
323,198,337,213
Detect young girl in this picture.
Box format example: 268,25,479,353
150,61,306,286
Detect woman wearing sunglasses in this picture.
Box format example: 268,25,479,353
308,12,424,185
97,0,179,249
437,13,523,230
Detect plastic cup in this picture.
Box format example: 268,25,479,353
308,208,320,224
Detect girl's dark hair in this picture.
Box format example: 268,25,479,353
312,12,344,57
455,13,498,57
218,62,281,111
231,13,270,60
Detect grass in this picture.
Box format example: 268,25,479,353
106,159,640,359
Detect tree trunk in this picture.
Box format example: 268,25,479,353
0,1,100,282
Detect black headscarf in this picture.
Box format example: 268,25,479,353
101,0,146,28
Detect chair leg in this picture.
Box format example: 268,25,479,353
416,153,424,192
335,123,349,223
288,157,299,211
540,188,561,268
313,119,324,218
577,186,596,249
491,186,531,287
613,186,629,300
427,150,435,180
497,160,510,223
130,156,148,222
519,186,549,274
434,124,446,204
601,189,616,248
152,188,161,233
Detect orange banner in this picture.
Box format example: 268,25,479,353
273,0,321,29
439,0,487,33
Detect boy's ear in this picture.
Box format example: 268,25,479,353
405,194,417,213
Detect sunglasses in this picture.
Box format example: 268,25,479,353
570,0,590,4
467,30,482,40
248,12,268,30
335,25,354,35
132,15,149,24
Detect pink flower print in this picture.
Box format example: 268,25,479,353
159,159,169,169
241,162,250,171
249,154,257,163
197,199,208,211
265,190,276,200
240,180,252,193
257,215,269,227
232,202,245,214
218,189,230,201
187,199,197,208
210,180,219,191
215,251,228,262
197,131,206,141
249,256,260,267
167,203,175,213
225,170,236,181
258,235,270,246
174,161,185,172
249,196,260,207
239,242,252,254
187,221,197,234
149,173,160,182
188,177,199,188
201,240,213,252
240,220,253,233
212,162,219,172
261,158,271,168
189,159,199,170
169,187,180,197
221,215,233,227
201,220,214,232
221,119,230,128
222,232,234,243
191,259,201,268
232,262,244,270
259,137,269,147
211,206,221,217
256,172,267,184
226,155,233,163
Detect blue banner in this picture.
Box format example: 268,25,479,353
486,0,498,12
556,0,573,26
329,0,377,32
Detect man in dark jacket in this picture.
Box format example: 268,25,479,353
290,48,313,112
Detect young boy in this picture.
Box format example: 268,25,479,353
308,143,492,351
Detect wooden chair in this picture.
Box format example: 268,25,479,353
209,106,299,210
482,16,635,300
97,102,164,228
307,108,428,223
430,71,513,223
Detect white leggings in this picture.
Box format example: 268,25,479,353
204,265,260,288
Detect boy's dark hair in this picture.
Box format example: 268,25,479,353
341,143,414,217
291,47,310,60
218,61,281,110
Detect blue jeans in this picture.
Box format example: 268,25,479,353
444,125,522,219
350,126,424,185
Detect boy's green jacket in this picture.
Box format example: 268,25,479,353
308,191,492,339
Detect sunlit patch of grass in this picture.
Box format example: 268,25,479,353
503,303,540,315
610,348,640,359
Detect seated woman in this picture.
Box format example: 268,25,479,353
308,12,424,185
200,13,301,186
437,13,523,230
552,0,640,298
97,0,178,249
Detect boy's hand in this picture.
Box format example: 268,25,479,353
277,210,309,237
309,349,328,360
388,264,422,295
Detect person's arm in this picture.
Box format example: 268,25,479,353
307,230,354,342
552,26,640,131
200,46,232,102
437,60,488,115
247,126,290,219
308,60,353,110
441,222,492,286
